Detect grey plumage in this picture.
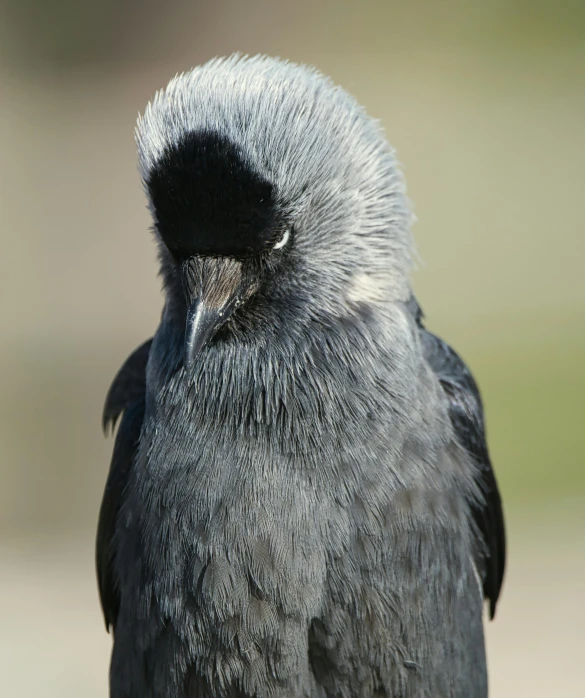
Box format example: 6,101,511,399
97,55,505,698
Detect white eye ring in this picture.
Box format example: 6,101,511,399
273,228,290,250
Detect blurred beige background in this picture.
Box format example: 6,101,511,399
0,1,583,696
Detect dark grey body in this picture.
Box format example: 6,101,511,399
97,55,504,698
100,300,501,698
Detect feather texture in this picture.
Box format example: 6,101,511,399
97,55,505,698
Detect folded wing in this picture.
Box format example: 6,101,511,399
96,339,152,631
409,298,506,618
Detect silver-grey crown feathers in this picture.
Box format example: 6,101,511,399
136,54,415,312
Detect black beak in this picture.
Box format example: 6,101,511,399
181,256,246,371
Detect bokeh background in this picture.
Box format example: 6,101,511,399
0,1,583,695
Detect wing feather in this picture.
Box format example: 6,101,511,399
96,339,152,630
409,298,506,618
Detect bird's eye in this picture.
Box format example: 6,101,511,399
272,228,291,251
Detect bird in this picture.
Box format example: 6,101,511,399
97,54,505,698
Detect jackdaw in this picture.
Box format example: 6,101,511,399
97,54,505,698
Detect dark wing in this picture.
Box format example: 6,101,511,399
96,339,152,631
408,297,506,618
102,339,152,433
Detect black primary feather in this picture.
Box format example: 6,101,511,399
408,297,506,618
102,339,152,433
97,341,152,630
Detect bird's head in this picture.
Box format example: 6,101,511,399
136,55,413,370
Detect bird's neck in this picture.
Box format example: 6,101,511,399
146,303,418,459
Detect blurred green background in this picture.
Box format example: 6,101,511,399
0,1,583,695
